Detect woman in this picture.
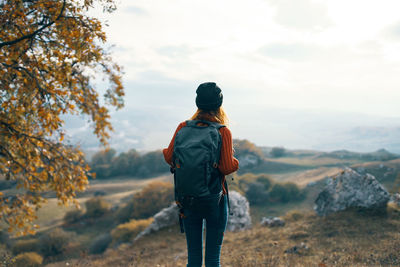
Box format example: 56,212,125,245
163,82,239,267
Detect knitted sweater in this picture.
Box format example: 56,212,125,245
162,121,239,178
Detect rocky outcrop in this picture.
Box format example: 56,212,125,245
314,168,390,216
226,191,252,231
134,203,179,241
135,191,251,240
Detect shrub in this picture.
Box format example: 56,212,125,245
39,228,71,257
0,230,10,248
85,197,111,218
11,252,43,267
245,182,269,205
233,139,264,158
11,239,40,255
270,147,286,158
282,182,305,201
91,164,113,179
269,183,290,203
135,150,167,177
111,218,153,244
269,182,305,203
116,181,174,222
63,208,84,224
0,179,16,190
89,233,112,254
234,173,257,193
256,174,272,190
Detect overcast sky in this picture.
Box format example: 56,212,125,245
74,0,400,153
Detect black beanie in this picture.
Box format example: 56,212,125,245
195,82,223,111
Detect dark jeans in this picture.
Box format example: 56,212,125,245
182,195,228,267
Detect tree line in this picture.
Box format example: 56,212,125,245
89,148,168,179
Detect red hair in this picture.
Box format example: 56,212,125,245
190,106,229,126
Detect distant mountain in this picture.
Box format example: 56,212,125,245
61,107,400,158
318,148,399,161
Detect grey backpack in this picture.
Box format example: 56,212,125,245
172,120,225,200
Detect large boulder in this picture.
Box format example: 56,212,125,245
135,191,251,240
314,168,390,216
226,191,252,231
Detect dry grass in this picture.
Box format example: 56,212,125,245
267,156,362,168
0,175,172,235
45,204,400,267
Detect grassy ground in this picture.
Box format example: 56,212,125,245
45,204,400,267
2,152,400,266
0,175,172,236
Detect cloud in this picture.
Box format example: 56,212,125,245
123,6,148,16
258,43,320,61
266,0,332,30
382,20,400,40
157,44,198,59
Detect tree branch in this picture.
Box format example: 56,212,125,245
0,0,66,49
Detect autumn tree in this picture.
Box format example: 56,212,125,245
0,0,124,235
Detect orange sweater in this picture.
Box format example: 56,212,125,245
163,121,239,176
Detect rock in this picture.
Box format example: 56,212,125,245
314,168,390,216
135,191,251,240
226,191,252,231
134,203,179,241
260,217,285,227
356,167,366,174
284,242,309,254
237,154,260,168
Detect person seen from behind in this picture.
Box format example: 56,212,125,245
163,82,239,267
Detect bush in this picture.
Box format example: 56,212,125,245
282,182,305,201
233,172,257,193
111,218,153,244
11,252,43,267
116,181,174,222
269,183,290,203
63,208,84,224
256,174,272,190
269,182,304,203
89,233,112,254
245,182,269,205
135,150,167,177
233,139,264,158
0,179,16,190
91,164,113,179
90,148,169,178
85,197,111,218
39,228,71,257
11,239,40,255
0,230,10,248
270,147,286,158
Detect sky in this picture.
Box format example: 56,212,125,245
65,0,400,154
